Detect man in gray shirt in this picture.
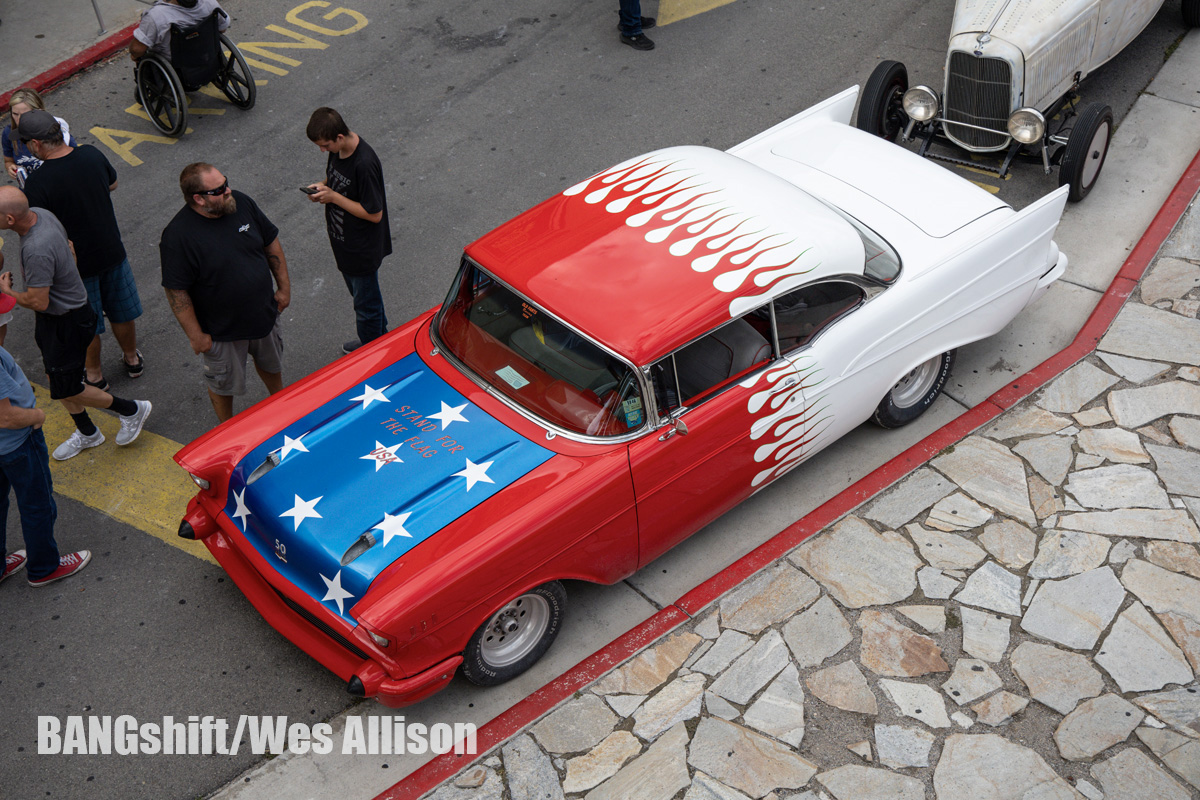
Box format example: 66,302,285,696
0,187,152,460
129,0,229,60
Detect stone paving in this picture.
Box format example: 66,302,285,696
421,200,1200,800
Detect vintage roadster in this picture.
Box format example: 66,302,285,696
857,0,1199,200
175,87,1069,708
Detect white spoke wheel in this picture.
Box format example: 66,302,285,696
872,350,955,429
462,581,566,686
1059,103,1113,203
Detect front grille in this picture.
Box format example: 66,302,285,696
273,587,371,660
944,52,1012,150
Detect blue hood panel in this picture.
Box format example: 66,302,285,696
224,353,553,624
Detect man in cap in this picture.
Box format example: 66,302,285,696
20,108,145,389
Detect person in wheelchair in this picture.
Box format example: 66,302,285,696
129,0,229,62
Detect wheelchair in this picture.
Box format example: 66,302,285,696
134,10,255,137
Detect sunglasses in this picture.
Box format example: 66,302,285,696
195,178,229,196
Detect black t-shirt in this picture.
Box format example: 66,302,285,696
159,191,281,342
324,137,392,276
22,146,126,278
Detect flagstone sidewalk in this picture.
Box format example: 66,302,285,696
418,197,1200,800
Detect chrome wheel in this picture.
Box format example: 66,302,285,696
478,592,551,668
890,355,942,409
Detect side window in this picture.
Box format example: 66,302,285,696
774,281,864,353
652,315,773,413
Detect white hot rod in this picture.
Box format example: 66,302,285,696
857,0,1199,200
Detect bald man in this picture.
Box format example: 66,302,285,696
0,187,151,460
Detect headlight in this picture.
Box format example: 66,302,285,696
190,474,211,491
1007,108,1045,144
902,86,939,122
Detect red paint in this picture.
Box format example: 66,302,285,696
378,147,1200,800
1,24,138,114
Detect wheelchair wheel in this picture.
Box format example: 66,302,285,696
216,34,256,110
136,56,187,137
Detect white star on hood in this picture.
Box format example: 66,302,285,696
428,401,468,429
348,383,391,410
232,488,252,531
319,570,355,615
279,434,309,461
360,440,403,471
279,494,323,531
372,512,413,547
454,458,495,492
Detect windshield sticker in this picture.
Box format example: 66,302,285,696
622,395,644,427
496,366,530,389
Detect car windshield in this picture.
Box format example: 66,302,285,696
435,262,647,438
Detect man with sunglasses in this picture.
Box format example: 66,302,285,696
160,163,291,423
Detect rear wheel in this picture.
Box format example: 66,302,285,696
1059,102,1112,202
872,350,955,429
856,60,909,142
461,581,566,686
136,56,187,137
216,34,256,109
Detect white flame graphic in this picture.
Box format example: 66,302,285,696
564,153,821,314
741,357,833,488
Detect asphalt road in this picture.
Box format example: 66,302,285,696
0,1,1191,798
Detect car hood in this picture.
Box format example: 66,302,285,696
222,352,554,625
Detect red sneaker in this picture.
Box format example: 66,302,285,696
28,551,91,587
2,550,26,584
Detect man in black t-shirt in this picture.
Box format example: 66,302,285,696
305,107,392,355
160,163,292,423
20,109,145,389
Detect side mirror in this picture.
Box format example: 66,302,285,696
658,413,689,441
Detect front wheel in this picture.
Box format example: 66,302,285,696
1184,0,1199,28
1059,102,1113,202
856,60,909,142
461,581,566,686
871,350,955,429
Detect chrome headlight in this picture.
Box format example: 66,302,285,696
1007,108,1045,144
190,473,211,491
902,86,939,122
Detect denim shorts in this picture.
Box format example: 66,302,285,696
82,258,143,335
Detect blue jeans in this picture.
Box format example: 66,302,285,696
618,0,644,35
343,271,388,345
0,429,60,580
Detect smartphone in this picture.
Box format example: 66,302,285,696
299,186,319,195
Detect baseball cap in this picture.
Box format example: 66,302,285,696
17,109,59,142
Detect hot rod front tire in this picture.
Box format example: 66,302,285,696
856,60,909,142
461,581,566,686
1059,102,1113,203
872,350,955,429
1184,0,1200,28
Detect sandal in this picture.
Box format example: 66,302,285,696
83,375,110,392
125,350,144,379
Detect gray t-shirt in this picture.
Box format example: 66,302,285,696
19,208,87,315
133,0,230,57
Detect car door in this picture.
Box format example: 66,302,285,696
627,310,801,567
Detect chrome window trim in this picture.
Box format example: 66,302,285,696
431,258,654,445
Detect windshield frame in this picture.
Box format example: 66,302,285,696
431,258,658,444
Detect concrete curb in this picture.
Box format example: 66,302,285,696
0,23,136,116
374,146,1200,800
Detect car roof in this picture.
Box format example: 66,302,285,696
465,145,865,365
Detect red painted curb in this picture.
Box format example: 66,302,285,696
0,23,137,115
379,147,1200,800
374,606,689,800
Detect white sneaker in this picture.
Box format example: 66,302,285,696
116,400,152,446
53,428,105,461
